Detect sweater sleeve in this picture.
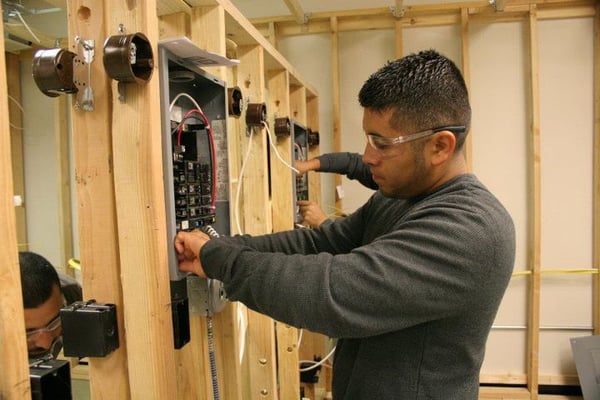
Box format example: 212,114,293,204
317,152,378,190
200,187,515,339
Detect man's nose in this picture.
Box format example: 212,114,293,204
32,331,56,350
362,142,378,166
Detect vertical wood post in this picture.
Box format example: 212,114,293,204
460,8,473,171
268,68,301,400
6,53,28,248
306,95,321,208
330,17,342,211
55,96,74,272
0,17,30,400
67,1,131,398
593,1,600,336
526,5,541,399
237,44,278,399
105,1,178,398
395,19,403,59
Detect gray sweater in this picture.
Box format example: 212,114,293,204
201,173,515,399
317,152,378,190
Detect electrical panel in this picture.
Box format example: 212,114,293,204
292,120,310,225
158,39,230,349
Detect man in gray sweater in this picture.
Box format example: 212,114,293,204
175,50,515,399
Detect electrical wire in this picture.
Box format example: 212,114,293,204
11,10,41,44
234,128,254,234
206,315,220,400
8,95,24,130
299,345,336,372
263,121,299,174
169,93,218,211
297,328,304,348
294,141,306,161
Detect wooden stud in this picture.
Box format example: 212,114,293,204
283,0,307,24
0,17,30,400
268,21,277,49
395,19,403,59
237,44,278,400
526,4,541,399
460,8,473,171
306,96,321,208
105,0,179,398
181,6,245,400
55,96,74,272
6,53,27,249
266,67,301,400
593,1,600,335
67,1,131,398
158,12,191,39
268,69,293,234
330,16,342,211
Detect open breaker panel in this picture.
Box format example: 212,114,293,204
158,39,231,349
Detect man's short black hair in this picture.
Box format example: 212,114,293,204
358,49,471,151
19,251,61,308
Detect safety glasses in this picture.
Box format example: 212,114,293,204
26,313,61,345
366,125,466,155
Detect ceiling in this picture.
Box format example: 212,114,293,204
1,0,466,53
230,0,461,19
2,0,66,52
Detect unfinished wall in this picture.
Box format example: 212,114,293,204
270,4,597,394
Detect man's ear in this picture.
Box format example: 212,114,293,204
429,131,456,165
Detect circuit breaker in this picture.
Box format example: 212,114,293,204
158,39,231,349
292,120,310,225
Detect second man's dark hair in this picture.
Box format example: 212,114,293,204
19,251,61,309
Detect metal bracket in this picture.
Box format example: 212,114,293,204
489,0,505,12
390,6,405,18
73,36,95,112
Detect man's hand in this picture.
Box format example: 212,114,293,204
294,158,321,176
297,200,328,228
174,230,211,278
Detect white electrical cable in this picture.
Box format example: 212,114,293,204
299,345,336,372
8,95,24,130
262,121,299,174
234,127,254,235
12,10,41,44
169,92,205,117
297,328,304,348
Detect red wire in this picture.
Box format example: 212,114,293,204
177,108,218,211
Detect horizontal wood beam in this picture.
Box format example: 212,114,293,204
283,0,308,24
252,0,594,37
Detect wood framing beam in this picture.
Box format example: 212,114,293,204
330,16,342,211
283,0,308,24
460,8,473,171
526,4,541,399
593,0,600,335
55,96,74,272
105,0,178,398
267,69,301,400
249,0,595,37
0,16,30,400
237,44,278,399
6,53,27,248
395,18,403,58
186,7,244,400
67,1,130,398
